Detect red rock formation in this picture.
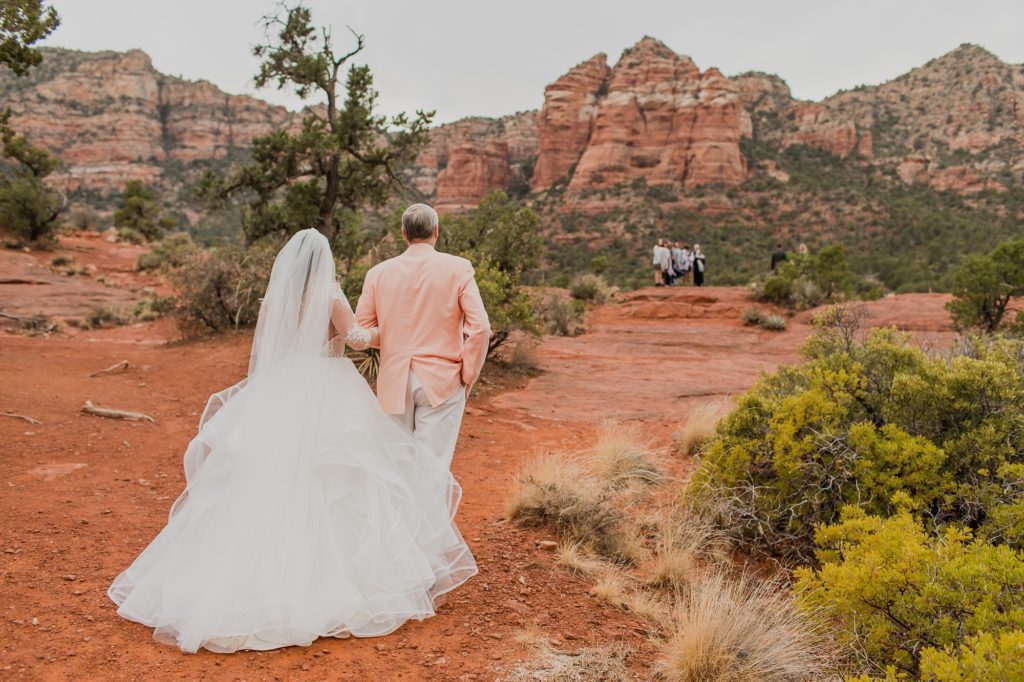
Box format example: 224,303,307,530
434,141,510,212
530,54,609,190
528,38,747,192
782,103,861,157
1,48,295,193
409,112,537,199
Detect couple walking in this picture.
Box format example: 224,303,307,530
108,204,491,653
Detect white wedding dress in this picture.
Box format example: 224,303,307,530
108,229,477,654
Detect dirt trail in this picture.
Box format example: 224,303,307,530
0,245,958,680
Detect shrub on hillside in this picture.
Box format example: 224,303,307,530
946,239,1024,333
114,179,175,242
755,245,859,309
169,242,276,335
687,305,1024,562
795,507,1024,679
0,111,64,246
740,307,763,326
536,294,586,336
136,232,200,272
569,273,612,304
759,314,786,331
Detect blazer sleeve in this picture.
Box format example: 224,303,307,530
459,262,491,389
354,269,381,349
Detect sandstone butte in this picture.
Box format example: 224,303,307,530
2,41,1022,207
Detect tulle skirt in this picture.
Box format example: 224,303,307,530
108,357,477,654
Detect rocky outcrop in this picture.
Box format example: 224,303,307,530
4,41,1022,208
781,102,871,158
822,44,1024,166
531,38,747,192
0,48,296,193
408,112,537,206
435,141,511,212
897,155,1006,193
530,54,609,190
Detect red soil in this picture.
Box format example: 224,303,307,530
0,239,958,680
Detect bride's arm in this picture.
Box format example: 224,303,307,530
330,297,379,351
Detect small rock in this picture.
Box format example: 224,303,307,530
490,653,503,660
434,657,447,666
536,540,558,551
564,632,581,641
375,643,386,652
63,575,76,581
31,618,39,626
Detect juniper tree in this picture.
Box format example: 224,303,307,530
198,3,433,247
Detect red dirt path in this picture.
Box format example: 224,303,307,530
0,240,957,680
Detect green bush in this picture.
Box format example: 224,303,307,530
946,239,1024,332
755,245,861,309
795,507,1024,678
0,111,63,245
569,273,611,303
114,179,175,242
136,232,200,272
741,307,764,326
688,306,1024,562
759,314,786,331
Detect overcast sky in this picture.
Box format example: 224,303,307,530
41,1,1024,124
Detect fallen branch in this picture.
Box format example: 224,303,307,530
88,360,129,378
81,400,154,423
0,311,48,324
1,411,41,425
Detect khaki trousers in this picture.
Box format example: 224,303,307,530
393,370,466,470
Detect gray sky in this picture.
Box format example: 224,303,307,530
42,1,1024,124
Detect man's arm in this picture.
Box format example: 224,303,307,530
459,263,491,391
353,269,381,349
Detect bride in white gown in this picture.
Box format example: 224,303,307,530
108,229,477,654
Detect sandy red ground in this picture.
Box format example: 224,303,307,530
0,237,957,680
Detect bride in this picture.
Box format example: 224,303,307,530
108,229,477,654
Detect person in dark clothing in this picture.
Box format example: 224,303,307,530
692,244,706,286
770,243,787,271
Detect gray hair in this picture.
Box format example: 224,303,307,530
402,203,439,241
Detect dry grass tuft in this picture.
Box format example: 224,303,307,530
591,571,630,608
590,420,662,487
506,453,640,563
556,541,608,579
674,400,732,457
513,623,551,652
662,572,827,682
504,339,544,376
621,588,671,630
649,538,700,591
501,644,632,681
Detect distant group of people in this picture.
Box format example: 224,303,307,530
652,239,706,287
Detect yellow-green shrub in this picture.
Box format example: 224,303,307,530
794,507,1024,678
688,311,1024,562
920,629,1024,681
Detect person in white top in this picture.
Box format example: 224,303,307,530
652,240,665,286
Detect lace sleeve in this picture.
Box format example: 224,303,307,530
345,323,372,347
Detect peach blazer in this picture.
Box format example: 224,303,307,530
355,243,491,415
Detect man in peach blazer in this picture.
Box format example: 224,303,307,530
355,203,491,469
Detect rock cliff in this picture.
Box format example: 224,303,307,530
0,48,295,193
